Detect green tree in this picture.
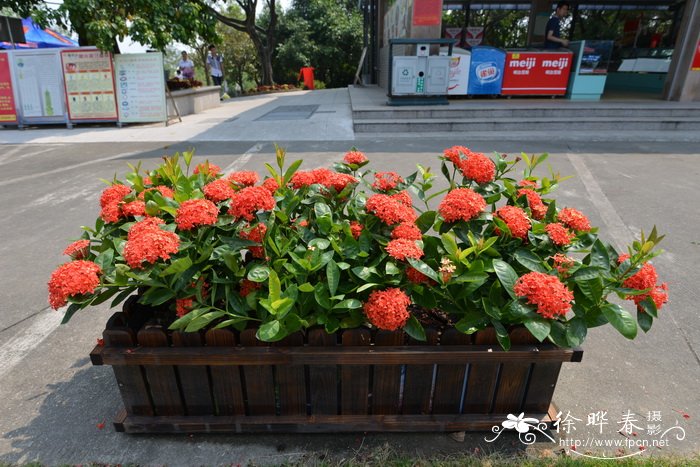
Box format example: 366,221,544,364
443,9,529,48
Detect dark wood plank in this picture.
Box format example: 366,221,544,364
275,333,307,415
240,329,276,415
172,331,213,416
103,317,153,416
462,327,500,414
205,329,245,415
492,328,536,414
137,326,184,416
402,328,438,415
340,329,371,415
372,330,404,415
432,329,471,414
308,329,338,415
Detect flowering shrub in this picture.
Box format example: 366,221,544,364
48,146,668,349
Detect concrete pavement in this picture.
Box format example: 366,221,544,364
0,89,698,464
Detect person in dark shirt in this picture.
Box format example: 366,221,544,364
544,1,570,49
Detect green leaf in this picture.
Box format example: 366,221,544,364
566,317,587,346
333,299,362,310
601,303,638,339
309,238,331,250
61,303,82,324
298,282,315,292
185,311,226,332
385,262,401,275
637,309,653,333
407,258,439,283
404,315,426,341
638,296,658,318
492,320,511,351
577,277,603,304
247,265,271,282
513,249,547,273
571,267,602,281
493,259,519,299
441,233,459,256
356,283,379,293
590,239,610,269
140,287,175,306
271,298,295,319
283,159,303,184
88,287,120,306
327,260,340,296
524,318,551,342
455,312,488,334
268,269,281,302
160,256,193,276
257,320,286,342
94,249,114,271
314,284,332,310
416,211,436,233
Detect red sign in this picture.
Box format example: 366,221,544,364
691,40,700,71
413,0,442,26
0,52,17,124
502,51,573,95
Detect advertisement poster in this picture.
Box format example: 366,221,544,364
502,51,573,95
114,53,167,123
61,49,117,121
447,54,470,95
465,27,484,47
412,0,442,26
467,46,505,95
692,40,700,71
0,52,17,124
11,50,66,122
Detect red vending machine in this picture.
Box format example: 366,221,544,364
501,50,573,96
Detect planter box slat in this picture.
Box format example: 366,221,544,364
523,362,563,413
372,331,404,415
432,329,471,414
463,328,501,414
276,333,307,415
204,329,246,416
172,331,213,416
116,412,558,434
402,328,439,415
340,329,371,415
240,329,276,415
138,326,185,416
492,328,535,414
308,329,339,415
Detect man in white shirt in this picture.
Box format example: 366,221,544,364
177,51,195,80
206,45,224,87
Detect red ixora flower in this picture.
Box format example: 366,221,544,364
365,194,417,225
386,238,424,261
203,178,236,203
623,262,668,310
391,223,422,240
240,223,267,258
176,298,194,318
99,184,132,223
261,177,280,194
228,171,259,187
439,188,486,223
517,188,547,220
496,205,531,240
121,200,146,218
551,254,575,276
443,146,495,184
48,260,102,310
230,186,276,221
123,217,180,269
391,190,412,207
63,239,90,260
406,267,432,285
558,207,591,232
546,222,575,246
350,221,363,240
193,162,221,177
138,185,175,201
518,179,538,188
514,272,574,319
343,150,368,166
363,288,411,331
240,279,261,297
372,172,404,192
175,199,219,230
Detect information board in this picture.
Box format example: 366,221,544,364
60,49,118,121
114,53,167,123
412,0,442,26
0,52,17,124
11,49,67,123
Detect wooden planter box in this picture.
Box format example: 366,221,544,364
91,297,582,434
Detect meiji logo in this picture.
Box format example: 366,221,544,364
542,57,570,70
475,62,499,83
509,57,536,70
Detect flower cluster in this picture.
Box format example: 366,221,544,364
49,145,668,349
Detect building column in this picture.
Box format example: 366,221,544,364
664,0,700,101
527,0,553,47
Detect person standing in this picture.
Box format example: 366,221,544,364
544,1,570,49
206,45,224,87
177,51,195,80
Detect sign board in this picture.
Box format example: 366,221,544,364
502,51,572,95
692,40,700,71
467,46,505,95
465,27,484,47
0,52,17,123
60,49,118,121
412,0,442,26
10,49,67,123
114,53,167,123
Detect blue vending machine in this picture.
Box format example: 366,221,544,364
467,46,506,95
